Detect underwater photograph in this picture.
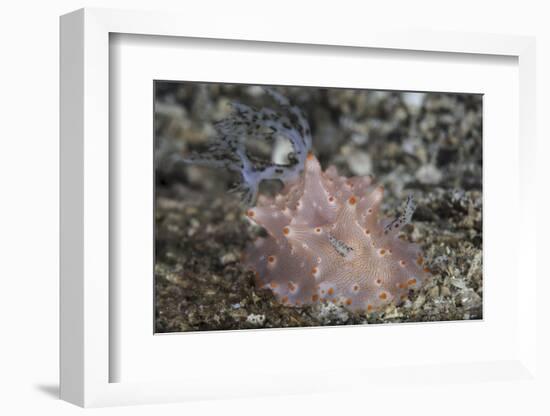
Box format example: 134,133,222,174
154,82,482,333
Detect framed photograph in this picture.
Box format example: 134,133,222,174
60,7,539,408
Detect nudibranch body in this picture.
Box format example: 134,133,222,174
244,153,430,312
185,88,430,312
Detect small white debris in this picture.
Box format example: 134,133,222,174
382,305,403,319
272,137,295,164
347,151,372,176
351,133,369,146
413,294,426,309
440,286,451,297
155,101,186,119
246,313,266,326
246,85,265,97
313,302,349,324
416,164,442,185
460,289,482,311
466,251,482,282
402,92,425,111
428,285,440,299
220,252,238,265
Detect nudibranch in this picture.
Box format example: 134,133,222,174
184,88,311,206
244,153,430,311
185,88,430,312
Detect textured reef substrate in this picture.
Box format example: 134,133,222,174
154,84,482,332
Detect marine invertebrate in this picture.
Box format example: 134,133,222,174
184,89,311,205
186,88,430,312
244,153,431,311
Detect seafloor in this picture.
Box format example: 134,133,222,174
154,83,482,332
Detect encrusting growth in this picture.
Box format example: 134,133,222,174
185,88,431,312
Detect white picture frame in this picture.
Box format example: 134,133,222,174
60,7,539,408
